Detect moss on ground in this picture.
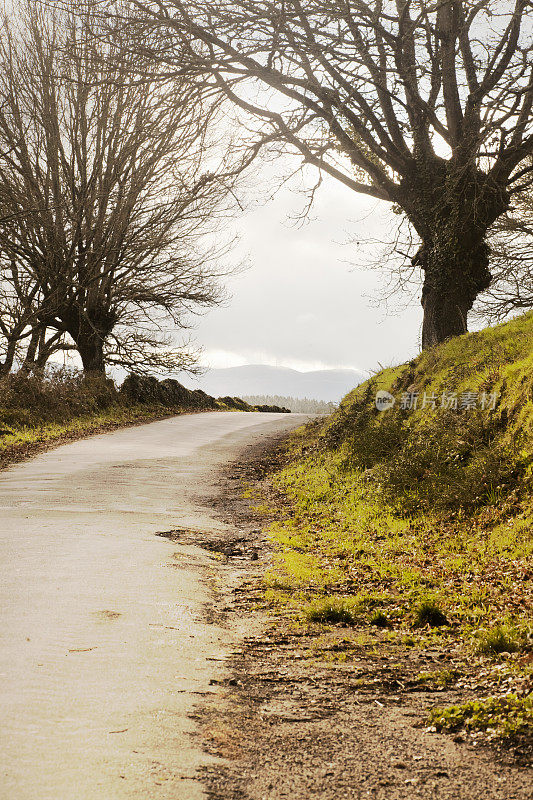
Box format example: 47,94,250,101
429,695,532,739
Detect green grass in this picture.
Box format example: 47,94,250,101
413,600,449,628
260,311,533,738
304,597,360,625
370,610,391,628
475,625,526,656
429,695,533,738
415,668,461,689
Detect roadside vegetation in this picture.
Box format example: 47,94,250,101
0,371,288,469
259,311,533,744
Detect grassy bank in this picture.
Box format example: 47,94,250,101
259,311,533,744
0,371,287,469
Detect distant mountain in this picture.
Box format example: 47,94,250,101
184,365,365,403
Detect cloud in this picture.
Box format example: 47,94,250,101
191,169,422,373
201,348,364,373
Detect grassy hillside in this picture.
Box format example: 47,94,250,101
261,311,533,742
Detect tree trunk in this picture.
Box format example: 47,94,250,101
402,164,510,349
34,331,64,372
416,238,492,349
421,287,471,349
416,234,494,349
0,335,20,376
62,312,110,375
19,328,41,375
77,334,106,375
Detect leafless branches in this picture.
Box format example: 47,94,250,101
117,0,533,346
474,162,533,321
0,0,243,374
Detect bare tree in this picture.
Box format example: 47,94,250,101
0,0,240,375
121,0,533,348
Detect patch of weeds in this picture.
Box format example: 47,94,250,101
263,588,292,608
415,671,435,686
435,668,461,688
265,544,343,591
428,694,533,738
370,610,391,628
413,600,449,628
475,624,525,656
262,571,296,591
304,597,359,626
322,634,370,661
321,651,351,663
415,668,461,689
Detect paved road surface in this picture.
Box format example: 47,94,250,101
0,412,304,800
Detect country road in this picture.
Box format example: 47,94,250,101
0,411,305,800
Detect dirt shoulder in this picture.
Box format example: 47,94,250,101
196,437,532,800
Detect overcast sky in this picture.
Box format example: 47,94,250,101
193,166,423,377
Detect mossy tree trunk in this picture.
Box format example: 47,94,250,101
400,161,510,348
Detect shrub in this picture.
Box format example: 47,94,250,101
413,600,449,628
191,389,218,409
160,379,191,406
218,395,252,411
304,597,359,625
0,370,120,424
476,625,524,655
120,374,162,404
118,374,219,408
0,407,33,429
0,369,227,433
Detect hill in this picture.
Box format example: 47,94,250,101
262,310,533,745
185,364,365,403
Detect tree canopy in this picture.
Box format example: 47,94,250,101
0,0,241,374
122,0,533,346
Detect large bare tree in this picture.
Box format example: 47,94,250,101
121,0,533,347
0,0,240,375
